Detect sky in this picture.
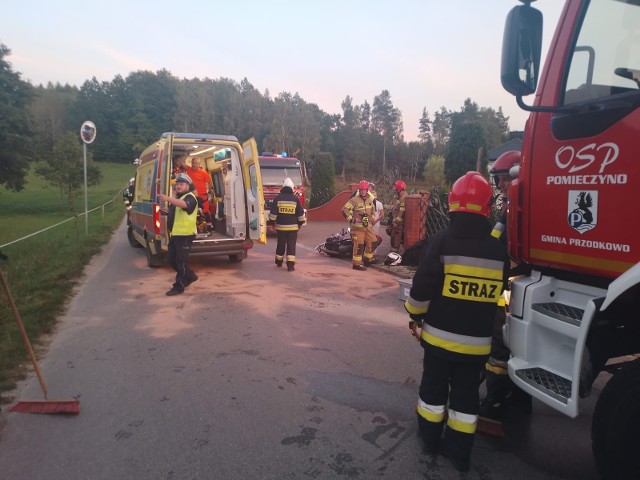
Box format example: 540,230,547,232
2,0,565,142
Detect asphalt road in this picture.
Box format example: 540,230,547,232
0,220,601,479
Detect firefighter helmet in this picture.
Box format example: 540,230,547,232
283,177,294,189
358,180,370,190
393,180,407,192
174,173,193,185
384,252,402,266
490,150,520,182
448,171,493,217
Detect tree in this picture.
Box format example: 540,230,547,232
308,152,336,208
445,122,485,184
35,131,102,210
372,90,402,174
0,43,35,191
431,107,451,156
418,108,432,144
422,155,447,189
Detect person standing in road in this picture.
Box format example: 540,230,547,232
404,171,508,472
479,150,531,421
387,180,407,254
158,173,199,296
123,177,135,225
268,177,305,272
342,180,377,270
370,184,384,238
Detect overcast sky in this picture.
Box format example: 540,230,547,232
2,0,565,141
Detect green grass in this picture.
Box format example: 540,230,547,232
0,163,135,398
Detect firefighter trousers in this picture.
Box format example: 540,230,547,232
350,227,377,267
417,348,482,464
390,223,404,253
275,230,298,265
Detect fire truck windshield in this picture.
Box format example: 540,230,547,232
260,167,303,187
563,0,640,105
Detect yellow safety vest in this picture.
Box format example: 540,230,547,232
172,192,197,236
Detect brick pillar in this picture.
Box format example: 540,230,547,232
404,192,430,250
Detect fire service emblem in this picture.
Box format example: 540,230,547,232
567,190,598,234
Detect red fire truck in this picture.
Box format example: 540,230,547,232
500,1,640,477
258,153,306,226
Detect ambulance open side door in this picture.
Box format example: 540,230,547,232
242,138,266,244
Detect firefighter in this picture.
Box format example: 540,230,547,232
157,173,199,296
386,180,407,254
342,180,377,270
480,150,532,420
123,177,135,225
404,171,508,472
268,177,305,271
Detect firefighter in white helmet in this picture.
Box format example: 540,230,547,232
404,171,508,472
268,177,305,271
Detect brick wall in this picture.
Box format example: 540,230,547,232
404,192,430,249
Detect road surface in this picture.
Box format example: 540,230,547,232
0,220,600,479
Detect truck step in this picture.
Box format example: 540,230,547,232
531,302,584,327
515,367,572,404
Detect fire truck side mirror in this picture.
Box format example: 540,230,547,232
501,4,543,97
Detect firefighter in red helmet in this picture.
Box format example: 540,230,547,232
404,171,508,472
479,150,532,421
342,180,377,270
387,180,408,253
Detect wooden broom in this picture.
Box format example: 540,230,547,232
0,257,79,415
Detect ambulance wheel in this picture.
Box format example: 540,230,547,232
146,240,165,268
592,359,640,479
229,254,243,263
128,226,142,248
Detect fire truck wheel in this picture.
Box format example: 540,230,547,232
146,239,165,268
592,358,640,480
128,226,142,248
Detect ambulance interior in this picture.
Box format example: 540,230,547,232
171,143,244,239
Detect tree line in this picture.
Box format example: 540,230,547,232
1,41,517,205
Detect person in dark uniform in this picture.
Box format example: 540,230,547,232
480,150,532,420
268,177,305,272
404,171,509,472
123,177,135,225
158,173,199,296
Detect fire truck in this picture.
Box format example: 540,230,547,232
258,153,307,226
500,1,640,477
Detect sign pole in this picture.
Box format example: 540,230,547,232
83,143,88,235
80,121,97,235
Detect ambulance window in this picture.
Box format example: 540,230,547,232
248,164,259,198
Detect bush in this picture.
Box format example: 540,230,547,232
309,152,336,208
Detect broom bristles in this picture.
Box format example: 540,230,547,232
10,399,80,415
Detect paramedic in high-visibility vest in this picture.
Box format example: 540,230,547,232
268,177,305,272
342,180,377,270
404,171,508,472
158,173,199,296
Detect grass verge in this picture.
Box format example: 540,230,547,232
0,163,135,400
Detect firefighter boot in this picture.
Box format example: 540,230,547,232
275,255,283,268
479,370,512,421
286,261,295,272
417,414,444,455
441,426,474,472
